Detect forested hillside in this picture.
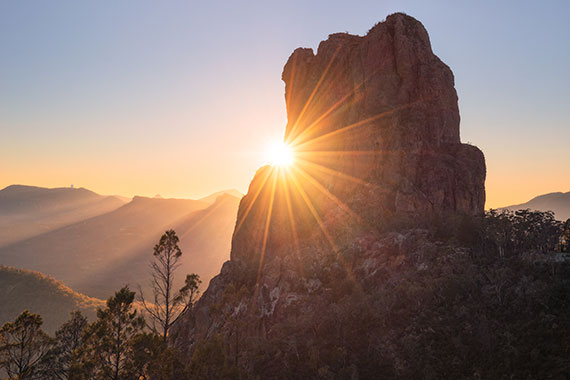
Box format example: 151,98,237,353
0,266,103,334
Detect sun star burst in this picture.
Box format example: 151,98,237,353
266,141,294,167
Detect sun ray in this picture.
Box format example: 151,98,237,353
234,167,273,234
290,165,365,226
294,101,421,151
287,43,344,143
287,169,363,293
288,170,338,253
288,72,374,147
178,198,224,239
281,168,305,277
296,150,380,157
295,156,374,187
256,169,278,283
287,59,398,148
288,81,361,146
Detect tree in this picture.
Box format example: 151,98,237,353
0,310,53,380
49,311,88,380
189,335,239,380
480,209,564,256
131,333,167,380
481,209,514,257
510,209,562,253
139,229,201,342
78,286,144,380
561,219,570,253
130,332,190,380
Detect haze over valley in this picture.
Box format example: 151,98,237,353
502,191,570,221
0,185,242,299
0,185,126,247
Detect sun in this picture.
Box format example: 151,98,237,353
266,141,294,167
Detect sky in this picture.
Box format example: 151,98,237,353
1,1,569,208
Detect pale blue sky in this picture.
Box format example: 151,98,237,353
1,1,569,207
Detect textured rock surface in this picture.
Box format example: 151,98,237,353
283,13,485,214
172,13,487,375
288,14,483,213
230,12,485,265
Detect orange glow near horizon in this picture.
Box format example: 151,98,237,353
1,2,569,218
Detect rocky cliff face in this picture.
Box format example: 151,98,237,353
282,13,485,217
172,13,487,377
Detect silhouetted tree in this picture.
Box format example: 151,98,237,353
77,286,144,380
48,311,88,380
562,219,570,252
131,332,191,380
511,209,561,252
0,310,53,380
478,209,563,256
481,209,515,256
139,230,201,342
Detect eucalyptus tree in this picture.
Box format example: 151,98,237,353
48,311,88,380
0,310,53,380
78,287,144,380
139,229,201,343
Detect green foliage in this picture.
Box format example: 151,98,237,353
0,290,194,380
475,209,564,256
0,310,53,380
3,210,569,379
130,332,188,380
76,286,144,380
1,227,207,380
417,209,565,257
189,335,240,380
177,274,202,306
561,219,570,252
233,250,570,379
48,311,88,380
189,210,570,379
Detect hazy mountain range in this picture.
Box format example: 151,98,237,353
0,185,127,247
3,181,566,342
502,191,570,221
0,185,242,299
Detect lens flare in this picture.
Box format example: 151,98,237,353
266,141,294,167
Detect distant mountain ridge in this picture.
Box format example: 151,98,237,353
198,189,243,205
0,184,125,214
0,265,104,334
0,184,127,247
0,190,240,298
0,185,241,338
503,191,570,221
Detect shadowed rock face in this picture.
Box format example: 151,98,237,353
281,13,485,216
172,13,486,367
230,13,485,264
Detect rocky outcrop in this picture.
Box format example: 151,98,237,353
230,12,485,264
172,13,487,377
281,13,485,217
